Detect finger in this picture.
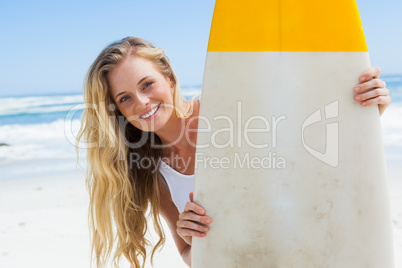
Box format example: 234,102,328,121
361,95,391,107
354,78,386,93
176,219,209,232
179,211,212,224
355,87,389,102
176,227,206,238
184,201,205,215
189,192,193,202
359,66,381,82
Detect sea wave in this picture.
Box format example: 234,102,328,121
0,119,82,161
0,103,83,117
0,89,201,117
0,94,83,116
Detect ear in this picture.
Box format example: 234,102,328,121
168,77,175,94
168,77,175,89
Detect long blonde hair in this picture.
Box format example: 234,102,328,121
76,37,194,267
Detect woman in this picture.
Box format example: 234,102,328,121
77,37,391,267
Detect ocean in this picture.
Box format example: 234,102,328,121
0,77,401,180
0,88,202,179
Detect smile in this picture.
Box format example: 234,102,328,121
139,103,161,119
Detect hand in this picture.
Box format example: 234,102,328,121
353,66,391,116
176,192,212,245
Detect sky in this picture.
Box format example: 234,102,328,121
0,0,401,97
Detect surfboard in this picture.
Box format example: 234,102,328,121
192,0,395,267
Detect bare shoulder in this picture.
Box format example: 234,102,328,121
194,97,200,116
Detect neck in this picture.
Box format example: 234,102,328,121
157,116,189,151
155,100,198,156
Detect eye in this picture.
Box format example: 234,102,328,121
120,95,131,103
143,81,154,90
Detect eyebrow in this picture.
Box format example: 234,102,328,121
114,76,150,100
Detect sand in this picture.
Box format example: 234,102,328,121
0,171,186,268
0,164,400,267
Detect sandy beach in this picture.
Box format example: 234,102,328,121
0,162,400,268
0,171,187,268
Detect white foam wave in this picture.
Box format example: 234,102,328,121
0,119,83,161
0,94,83,116
0,103,83,116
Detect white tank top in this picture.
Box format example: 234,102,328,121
159,160,194,213
158,95,200,213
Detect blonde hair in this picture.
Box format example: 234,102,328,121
76,37,194,267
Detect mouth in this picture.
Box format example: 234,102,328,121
139,103,161,119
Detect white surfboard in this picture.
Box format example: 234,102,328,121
192,0,394,267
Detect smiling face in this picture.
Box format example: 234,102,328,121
108,55,175,132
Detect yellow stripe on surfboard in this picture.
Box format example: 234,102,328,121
207,0,368,52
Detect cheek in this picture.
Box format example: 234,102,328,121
116,104,139,124
116,105,130,118
154,86,174,105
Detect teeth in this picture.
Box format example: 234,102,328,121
140,104,159,119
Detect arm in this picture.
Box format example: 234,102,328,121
158,178,191,266
353,66,391,116
159,200,193,266
158,179,211,267
180,245,192,266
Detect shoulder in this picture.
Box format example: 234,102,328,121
184,96,200,115
188,97,201,121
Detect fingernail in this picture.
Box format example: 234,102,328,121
198,209,204,214
354,87,360,92
205,218,211,223
355,96,361,101
362,102,366,106
202,227,208,231
360,76,365,81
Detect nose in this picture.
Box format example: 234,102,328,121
135,91,150,109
